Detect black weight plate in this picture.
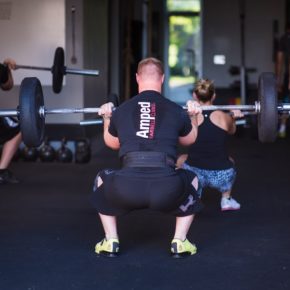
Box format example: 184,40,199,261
19,77,45,147
257,72,278,143
52,47,65,94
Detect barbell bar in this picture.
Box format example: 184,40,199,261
9,47,99,94
15,65,98,76
78,108,257,126
79,117,250,126
0,102,260,118
0,72,284,147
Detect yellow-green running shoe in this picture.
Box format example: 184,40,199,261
171,238,197,258
95,238,119,258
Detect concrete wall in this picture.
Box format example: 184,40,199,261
0,0,65,86
83,0,109,110
0,0,108,125
48,0,84,124
0,0,286,126
202,0,285,88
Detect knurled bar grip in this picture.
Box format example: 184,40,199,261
182,104,258,112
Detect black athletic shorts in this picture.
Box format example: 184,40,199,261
0,117,20,145
91,167,203,217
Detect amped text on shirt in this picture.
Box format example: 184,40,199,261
136,101,156,139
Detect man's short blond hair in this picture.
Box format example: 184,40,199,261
137,57,164,77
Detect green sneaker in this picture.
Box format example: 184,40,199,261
171,238,197,258
95,238,119,258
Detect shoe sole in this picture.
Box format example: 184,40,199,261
96,250,119,258
171,251,196,258
221,207,240,211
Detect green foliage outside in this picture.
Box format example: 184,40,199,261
169,16,200,77
167,0,200,12
167,0,201,89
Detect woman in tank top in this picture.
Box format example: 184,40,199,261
177,79,243,211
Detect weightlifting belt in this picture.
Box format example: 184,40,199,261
122,151,175,168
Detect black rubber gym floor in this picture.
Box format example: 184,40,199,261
1,130,290,290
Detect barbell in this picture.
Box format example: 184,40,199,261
3,47,99,94
0,72,288,147
80,72,284,143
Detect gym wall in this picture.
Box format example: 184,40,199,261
0,0,108,127
0,0,286,127
202,0,284,88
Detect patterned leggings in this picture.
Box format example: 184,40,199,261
182,163,237,197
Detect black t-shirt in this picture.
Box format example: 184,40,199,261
109,90,192,160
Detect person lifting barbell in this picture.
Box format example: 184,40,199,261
92,57,203,258
176,78,243,212
0,58,22,184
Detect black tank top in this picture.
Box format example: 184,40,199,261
186,111,233,170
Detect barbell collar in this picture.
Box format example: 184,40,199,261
64,67,100,76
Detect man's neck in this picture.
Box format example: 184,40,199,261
138,82,162,93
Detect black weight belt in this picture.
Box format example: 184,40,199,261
122,151,175,168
